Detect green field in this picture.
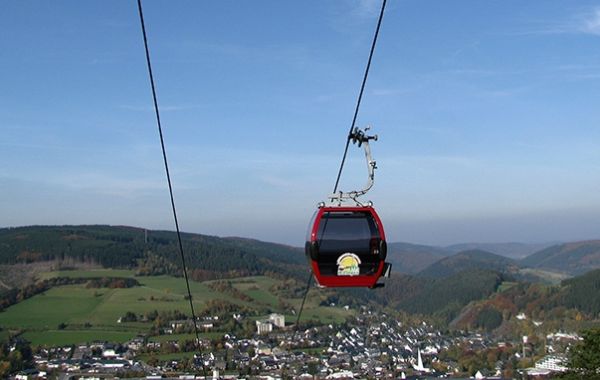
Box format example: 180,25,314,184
0,270,352,346
497,281,518,293
39,269,137,280
22,330,135,346
519,268,571,284
149,332,224,342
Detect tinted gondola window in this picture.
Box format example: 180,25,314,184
317,212,379,256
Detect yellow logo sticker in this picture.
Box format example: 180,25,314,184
337,253,361,276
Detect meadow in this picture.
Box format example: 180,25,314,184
0,269,352,346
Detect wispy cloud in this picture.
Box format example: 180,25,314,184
352,0,381,18
52,172,168,198
379,154,480,169
118,104,205,112
172,41,311,69
579,7,600,35
479,85,532,98
514,7,600,37
371,88,414,97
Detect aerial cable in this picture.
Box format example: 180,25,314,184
136,0,201,348
296,0,388,326
293,272,313,339
332,0,387,194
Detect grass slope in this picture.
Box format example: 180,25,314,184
0,270,351,346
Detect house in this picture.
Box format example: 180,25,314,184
15,369,41,380
269,313,285,328
256,320,273,334
535,354,568,372
126,336,145,351
170,319,193,330
200,321,214,330
102,345,117,358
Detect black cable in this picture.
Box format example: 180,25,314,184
332,0,387,194
136,0,201,347
294,0,388,335
293,272,313,340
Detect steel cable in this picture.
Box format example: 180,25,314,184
332,0,387,194
136,0,201,349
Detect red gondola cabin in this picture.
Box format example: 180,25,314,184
305,205,390,288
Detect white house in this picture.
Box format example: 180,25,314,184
256,320,273,334
269,313,285,328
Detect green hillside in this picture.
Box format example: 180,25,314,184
451,269,600,333
0,225,304,281
338,269,508,323
560,268,600,315
0,270,351,346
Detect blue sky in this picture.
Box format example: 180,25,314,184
2,1,600,246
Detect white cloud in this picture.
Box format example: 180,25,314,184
515,7,600,37
353,0,381,18
580,7,600,35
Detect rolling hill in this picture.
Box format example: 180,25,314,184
386,241,558,275
3,225,600,336
0,225,305,282
520,240,600,275
446,242,556,259
450,268,600,332
386,242,452,274
365,269,507,323
417,249,520,279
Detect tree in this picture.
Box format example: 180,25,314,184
121,311,138,322
307,361,318,376
560,329,600,380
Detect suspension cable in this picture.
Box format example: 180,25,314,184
332,0,387,194
294,0,388,332
136,0,201,347
294,272,313,334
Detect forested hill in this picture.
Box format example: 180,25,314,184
520,240,600,275
417,249,520,279
450,268,600,331
380,269,506,322
0,225,304,279
446,242,554,259
386,242,452,274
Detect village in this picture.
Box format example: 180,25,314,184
13,308,580,380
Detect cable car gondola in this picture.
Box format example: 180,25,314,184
306,127,391,288
306,205,388,288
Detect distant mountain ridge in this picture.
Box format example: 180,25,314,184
446,242,556,259
520,240,600,275
386,242,452,274
4,224,600,282
386,241,560,274
417,249,520,279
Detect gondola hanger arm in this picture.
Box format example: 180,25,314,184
328,125,378,206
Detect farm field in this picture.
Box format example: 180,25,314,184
0,269,352,346
39,269,137,280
